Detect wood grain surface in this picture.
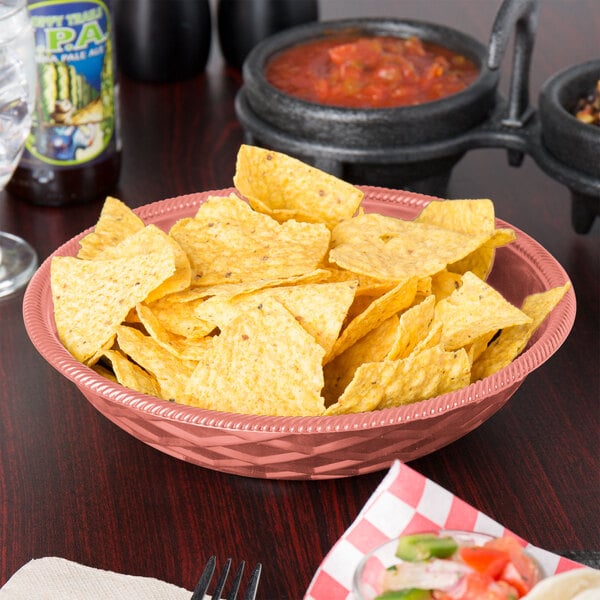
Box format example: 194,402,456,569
1,1,598,597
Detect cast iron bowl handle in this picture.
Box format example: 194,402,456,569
487,0,540,164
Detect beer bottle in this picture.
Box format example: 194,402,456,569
8,0,121,206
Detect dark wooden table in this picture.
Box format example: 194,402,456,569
1,1,598,598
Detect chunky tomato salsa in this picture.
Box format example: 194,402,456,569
265,35,479,109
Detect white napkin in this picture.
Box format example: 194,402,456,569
0,557,194,599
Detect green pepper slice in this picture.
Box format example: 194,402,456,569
395,533,458,561
375,589,433,600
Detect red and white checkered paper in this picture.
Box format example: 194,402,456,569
305,460,583,600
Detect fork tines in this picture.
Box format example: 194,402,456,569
191,556,262,600
244,563,262,600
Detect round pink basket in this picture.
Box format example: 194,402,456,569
23,187,576,479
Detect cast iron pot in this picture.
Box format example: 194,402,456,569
537,60,599,232
236,0,538,194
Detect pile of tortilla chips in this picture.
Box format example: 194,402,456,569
50,144,570,417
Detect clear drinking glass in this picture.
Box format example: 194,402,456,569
0,0,36,298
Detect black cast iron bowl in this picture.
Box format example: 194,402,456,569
240,18,497,148
236,17,499,193
536,60,600,233
539,59,599,179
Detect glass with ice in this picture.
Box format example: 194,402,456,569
0,0,36,298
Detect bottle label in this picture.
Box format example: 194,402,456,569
23,0,117,169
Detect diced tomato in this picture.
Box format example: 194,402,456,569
313,78,329,102
375,64,402,81
327,42,358,65
499,562,531,596
459,546,510,579
404,35,427,56
328,38,382,68
337,62,362,85
494,580,520,600
422,60,446,83
361,84,388,104
484,537,541,594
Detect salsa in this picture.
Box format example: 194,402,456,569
265,35,479,109
375,533,542,600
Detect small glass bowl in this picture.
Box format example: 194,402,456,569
353,530,505,600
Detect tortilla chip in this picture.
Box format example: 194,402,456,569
233,144,363,229
115,324,197,401
433,271,532,351
185,298,326,416
77,196,145,259
415,199,496,234
95,224,192,303
324,360,396,415
329,212,492,281
144,294,216,339
135,303,213,361
51,251,175,363
102,348,161,397
85,334,116,367
169,194,331,286
415,199,515,280
431,270,463,302
91,361,117,382
471,283,570,381
322,315,399,406
464,330,498,364
325,277,418,362
416,277,433,298
195,280,357,355
376,346,471,410
325,266,396,297
171,268,334,301
412,320,443,354
449,228,516,280
387,294,436,360
326,345,471,414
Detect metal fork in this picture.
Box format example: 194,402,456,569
191,555,262,600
